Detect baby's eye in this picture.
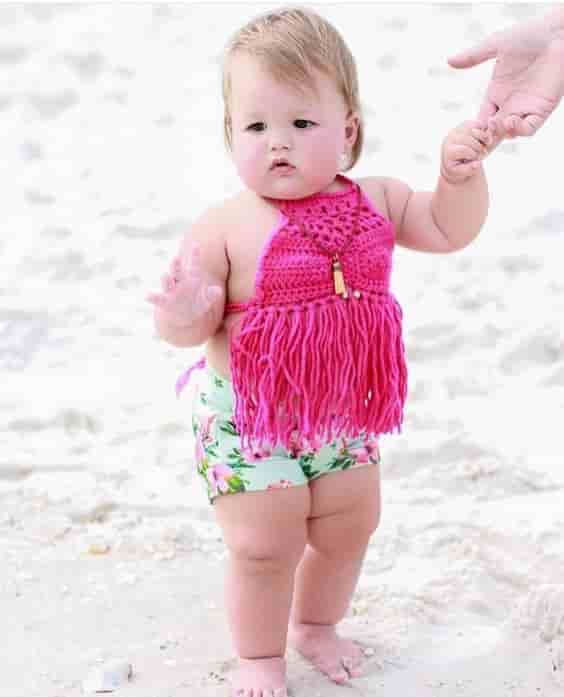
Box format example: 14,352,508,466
246,122,266,132
294,119,315,129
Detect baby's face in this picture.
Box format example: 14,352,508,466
228,53,357,199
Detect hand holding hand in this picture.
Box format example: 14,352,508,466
146,242,223,328
448,12,564,138
440,121,498,185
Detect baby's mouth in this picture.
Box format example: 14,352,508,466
270,159,294,171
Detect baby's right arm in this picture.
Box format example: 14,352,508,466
146,207,229,347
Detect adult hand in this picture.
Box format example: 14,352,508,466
447,9,564,138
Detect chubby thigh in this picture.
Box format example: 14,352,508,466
212,462,381,581
307,462,381,559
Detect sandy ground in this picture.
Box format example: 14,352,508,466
2,3,564,696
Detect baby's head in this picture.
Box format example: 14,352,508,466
221,6,363,198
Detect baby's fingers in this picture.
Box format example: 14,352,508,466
471,127,493,148
460,132,490,156
145,291,167,308
181,241,202,272
452,160,481,177
161,273,176,293
447,144,481,163
145,273,176,307
170,256,183,281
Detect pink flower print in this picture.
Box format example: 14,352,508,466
207,463,235,496
195,435,204,464
348,438,380,464
242,444,273,462
267,479,293,490
200,412,217,446
288,431,307,458
195,412,216,466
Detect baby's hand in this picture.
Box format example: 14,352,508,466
440,120,497,185
145,242,223,328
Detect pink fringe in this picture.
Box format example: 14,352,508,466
229,292,407,452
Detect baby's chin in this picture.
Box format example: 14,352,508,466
245,171,337,200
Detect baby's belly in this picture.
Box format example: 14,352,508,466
205,317,240,381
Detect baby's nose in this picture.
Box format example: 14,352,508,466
271,141,290,152
269,130,292,151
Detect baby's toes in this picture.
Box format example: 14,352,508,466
328,663,349,684
342,654,363,678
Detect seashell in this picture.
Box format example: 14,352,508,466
82,660,132,693
88,542,111,555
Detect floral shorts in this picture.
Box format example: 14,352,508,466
191,366,381,503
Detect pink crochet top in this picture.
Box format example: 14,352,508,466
178,174,408,452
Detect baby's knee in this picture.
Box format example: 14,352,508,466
309,500,381,560
228,531,306,574
214,486,310,570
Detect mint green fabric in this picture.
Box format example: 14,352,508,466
191,367,381,503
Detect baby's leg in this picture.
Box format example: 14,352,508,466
289,464,381,683
214,485,310,696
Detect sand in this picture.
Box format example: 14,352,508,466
2,3,563,696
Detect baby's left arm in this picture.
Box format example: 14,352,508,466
383,121,498,253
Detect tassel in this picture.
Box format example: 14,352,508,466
229,292,408,453
332,255,347,297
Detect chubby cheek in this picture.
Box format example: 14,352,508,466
304,128,342,170
232,139,265,189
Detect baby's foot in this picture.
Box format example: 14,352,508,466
231,656,288,697
289,622,364,684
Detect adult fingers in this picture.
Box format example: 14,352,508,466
447,36,498,69
503,113,545,137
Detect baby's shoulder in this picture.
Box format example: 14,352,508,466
197,189,262,233
354,176,391,220
355,175,414,232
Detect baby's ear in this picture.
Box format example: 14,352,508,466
345,111,360,144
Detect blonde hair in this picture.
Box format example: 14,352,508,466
222,6,363,170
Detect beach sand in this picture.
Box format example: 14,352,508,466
2,3,563,695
